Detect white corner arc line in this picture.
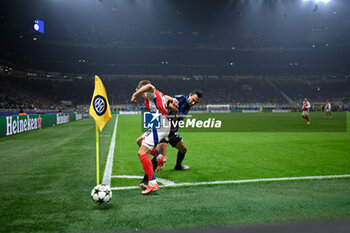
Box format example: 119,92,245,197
110,174,350,191
102,115,119,186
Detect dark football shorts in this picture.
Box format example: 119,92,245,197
159,131,182,147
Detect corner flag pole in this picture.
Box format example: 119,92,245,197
96,123,100,185
90,75,112,186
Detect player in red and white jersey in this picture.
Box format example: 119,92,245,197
301,97,311,125
324,102,332,118
142,89,169,116
131,80,178,195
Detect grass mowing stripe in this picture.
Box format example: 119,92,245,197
111,174,350,190
0,113,349,232
111,113,350,189
102,115,119,186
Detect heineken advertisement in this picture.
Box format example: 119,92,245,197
0,113,83,137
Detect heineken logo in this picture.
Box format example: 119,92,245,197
1,113,84,137
6,115,41,136
93,95,107,116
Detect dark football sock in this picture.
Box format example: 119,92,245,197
152,157,157,171
141,174,148,183
176,151,186,167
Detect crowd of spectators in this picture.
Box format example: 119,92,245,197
1,73,349,111
273,78,350,103
1,1,349,113
0,74,71,111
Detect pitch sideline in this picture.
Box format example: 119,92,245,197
110,174,350,190
102,114,119,186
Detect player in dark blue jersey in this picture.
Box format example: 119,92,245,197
138,89,202,189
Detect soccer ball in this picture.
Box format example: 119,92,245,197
91,184,112,203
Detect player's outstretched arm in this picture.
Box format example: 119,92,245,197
131,84,155,103
168,102,179,123
165,95,179,108
168,102,179,115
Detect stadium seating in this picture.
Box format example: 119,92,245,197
1,73,349,111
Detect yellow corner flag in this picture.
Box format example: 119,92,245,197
90,75,112,185
89,75,112,132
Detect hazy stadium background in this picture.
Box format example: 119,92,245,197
0,0,349,232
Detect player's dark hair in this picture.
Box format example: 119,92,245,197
136,80,151,91
190,89,202,98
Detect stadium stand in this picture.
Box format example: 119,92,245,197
1,72,349,112
0,0,349,113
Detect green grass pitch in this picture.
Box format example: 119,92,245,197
0,112,349,232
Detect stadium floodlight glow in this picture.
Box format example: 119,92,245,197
303,0,331,3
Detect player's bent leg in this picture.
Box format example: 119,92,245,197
138,145,152,178
136,136,143,147
138,135,148,189
138,145,159,195
305,115,310,124
153,142,168,173
139,131,170,189
143,145,167,173
150,148,164,162
156,155,167,173
175,140,187,154
140,143,168,188
139,157,158,190
157,142,168,156
152,129,170,173
140,148,163,188
139,128,169,194
174,140,189,170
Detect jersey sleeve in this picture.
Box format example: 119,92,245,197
144,91,156,100
174,95,185,101
307,102,311,108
